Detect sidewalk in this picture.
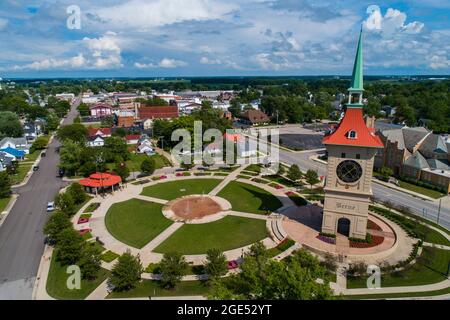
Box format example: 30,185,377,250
32,245,55,300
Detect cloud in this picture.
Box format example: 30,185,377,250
364,6,424,35
200,57,222,65
8,32,123,71
88,0,236,31
11,54,86,71
135,58,187,69
0,18,8,30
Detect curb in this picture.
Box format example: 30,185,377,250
0,194,19,229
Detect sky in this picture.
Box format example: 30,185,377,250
0,0,449,78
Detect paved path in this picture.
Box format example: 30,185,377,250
86,279,109,300
135,195,169,205
140,222,184,254
227,210,270,220
208,166,246,196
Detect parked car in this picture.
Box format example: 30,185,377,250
46,202,55,212
33,165,39,172
58,168,65,178
41,151,46,157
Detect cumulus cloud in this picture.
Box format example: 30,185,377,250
8,32,123,71
11,54,86,71
135,58,187,69
88,0,236,31
364,6,424,35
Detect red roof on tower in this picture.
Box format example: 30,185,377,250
322,108,383,148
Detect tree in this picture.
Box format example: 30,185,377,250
56,228,85,265
43,211,73,244
305,169,319,189
180,160,194,171
79,244,102,280
0,111,24,139
56,124,88,144
103,136,129,162
380,166,393,181
204,249,228,281
45,112,60,132
140,157,156,175
59,141,83,176
66,182,87,205
77,103,90,117
55,191,76,216
210,248,333,300
287,164,302,182
30,136,48,153
277,164,285,176
114,162,130,182
101,116,115,128
159,252,189,289
110,250,143,292
0,171,11,198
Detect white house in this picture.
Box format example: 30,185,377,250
137,142,154,155
0,137,30,153
87,135,105,147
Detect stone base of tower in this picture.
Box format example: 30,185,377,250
321,210,368,240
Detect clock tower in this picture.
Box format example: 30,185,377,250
321,30,384,239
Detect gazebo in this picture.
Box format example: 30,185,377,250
79,173,122,194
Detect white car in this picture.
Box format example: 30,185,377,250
46,202,55,212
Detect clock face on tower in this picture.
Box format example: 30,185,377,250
336,160,363,183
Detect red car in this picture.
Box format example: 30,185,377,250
160,175,168,180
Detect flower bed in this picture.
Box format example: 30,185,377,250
77,217,90,224
269,183,284,190
78,228,91,236
317,235,336,245
367,219,383,231
350,235,384,248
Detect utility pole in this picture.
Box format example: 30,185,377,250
437,199,442,225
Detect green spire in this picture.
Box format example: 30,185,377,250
349,29,364,92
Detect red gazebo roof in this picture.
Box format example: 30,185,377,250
79,173,122,188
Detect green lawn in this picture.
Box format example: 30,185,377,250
101,251,120,263
154,216,268,255
244,164,261,173
141,179,221,201
46,253,109,300
126,153,172,172
10,163,33,185
218,181,283,214
107,280,210,299
105,199,173,249
0,197,11,212
347,247,450,288
398,180,445,199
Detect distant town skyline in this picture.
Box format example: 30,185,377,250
0,0,449,78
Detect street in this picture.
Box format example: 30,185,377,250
0,98,79,299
